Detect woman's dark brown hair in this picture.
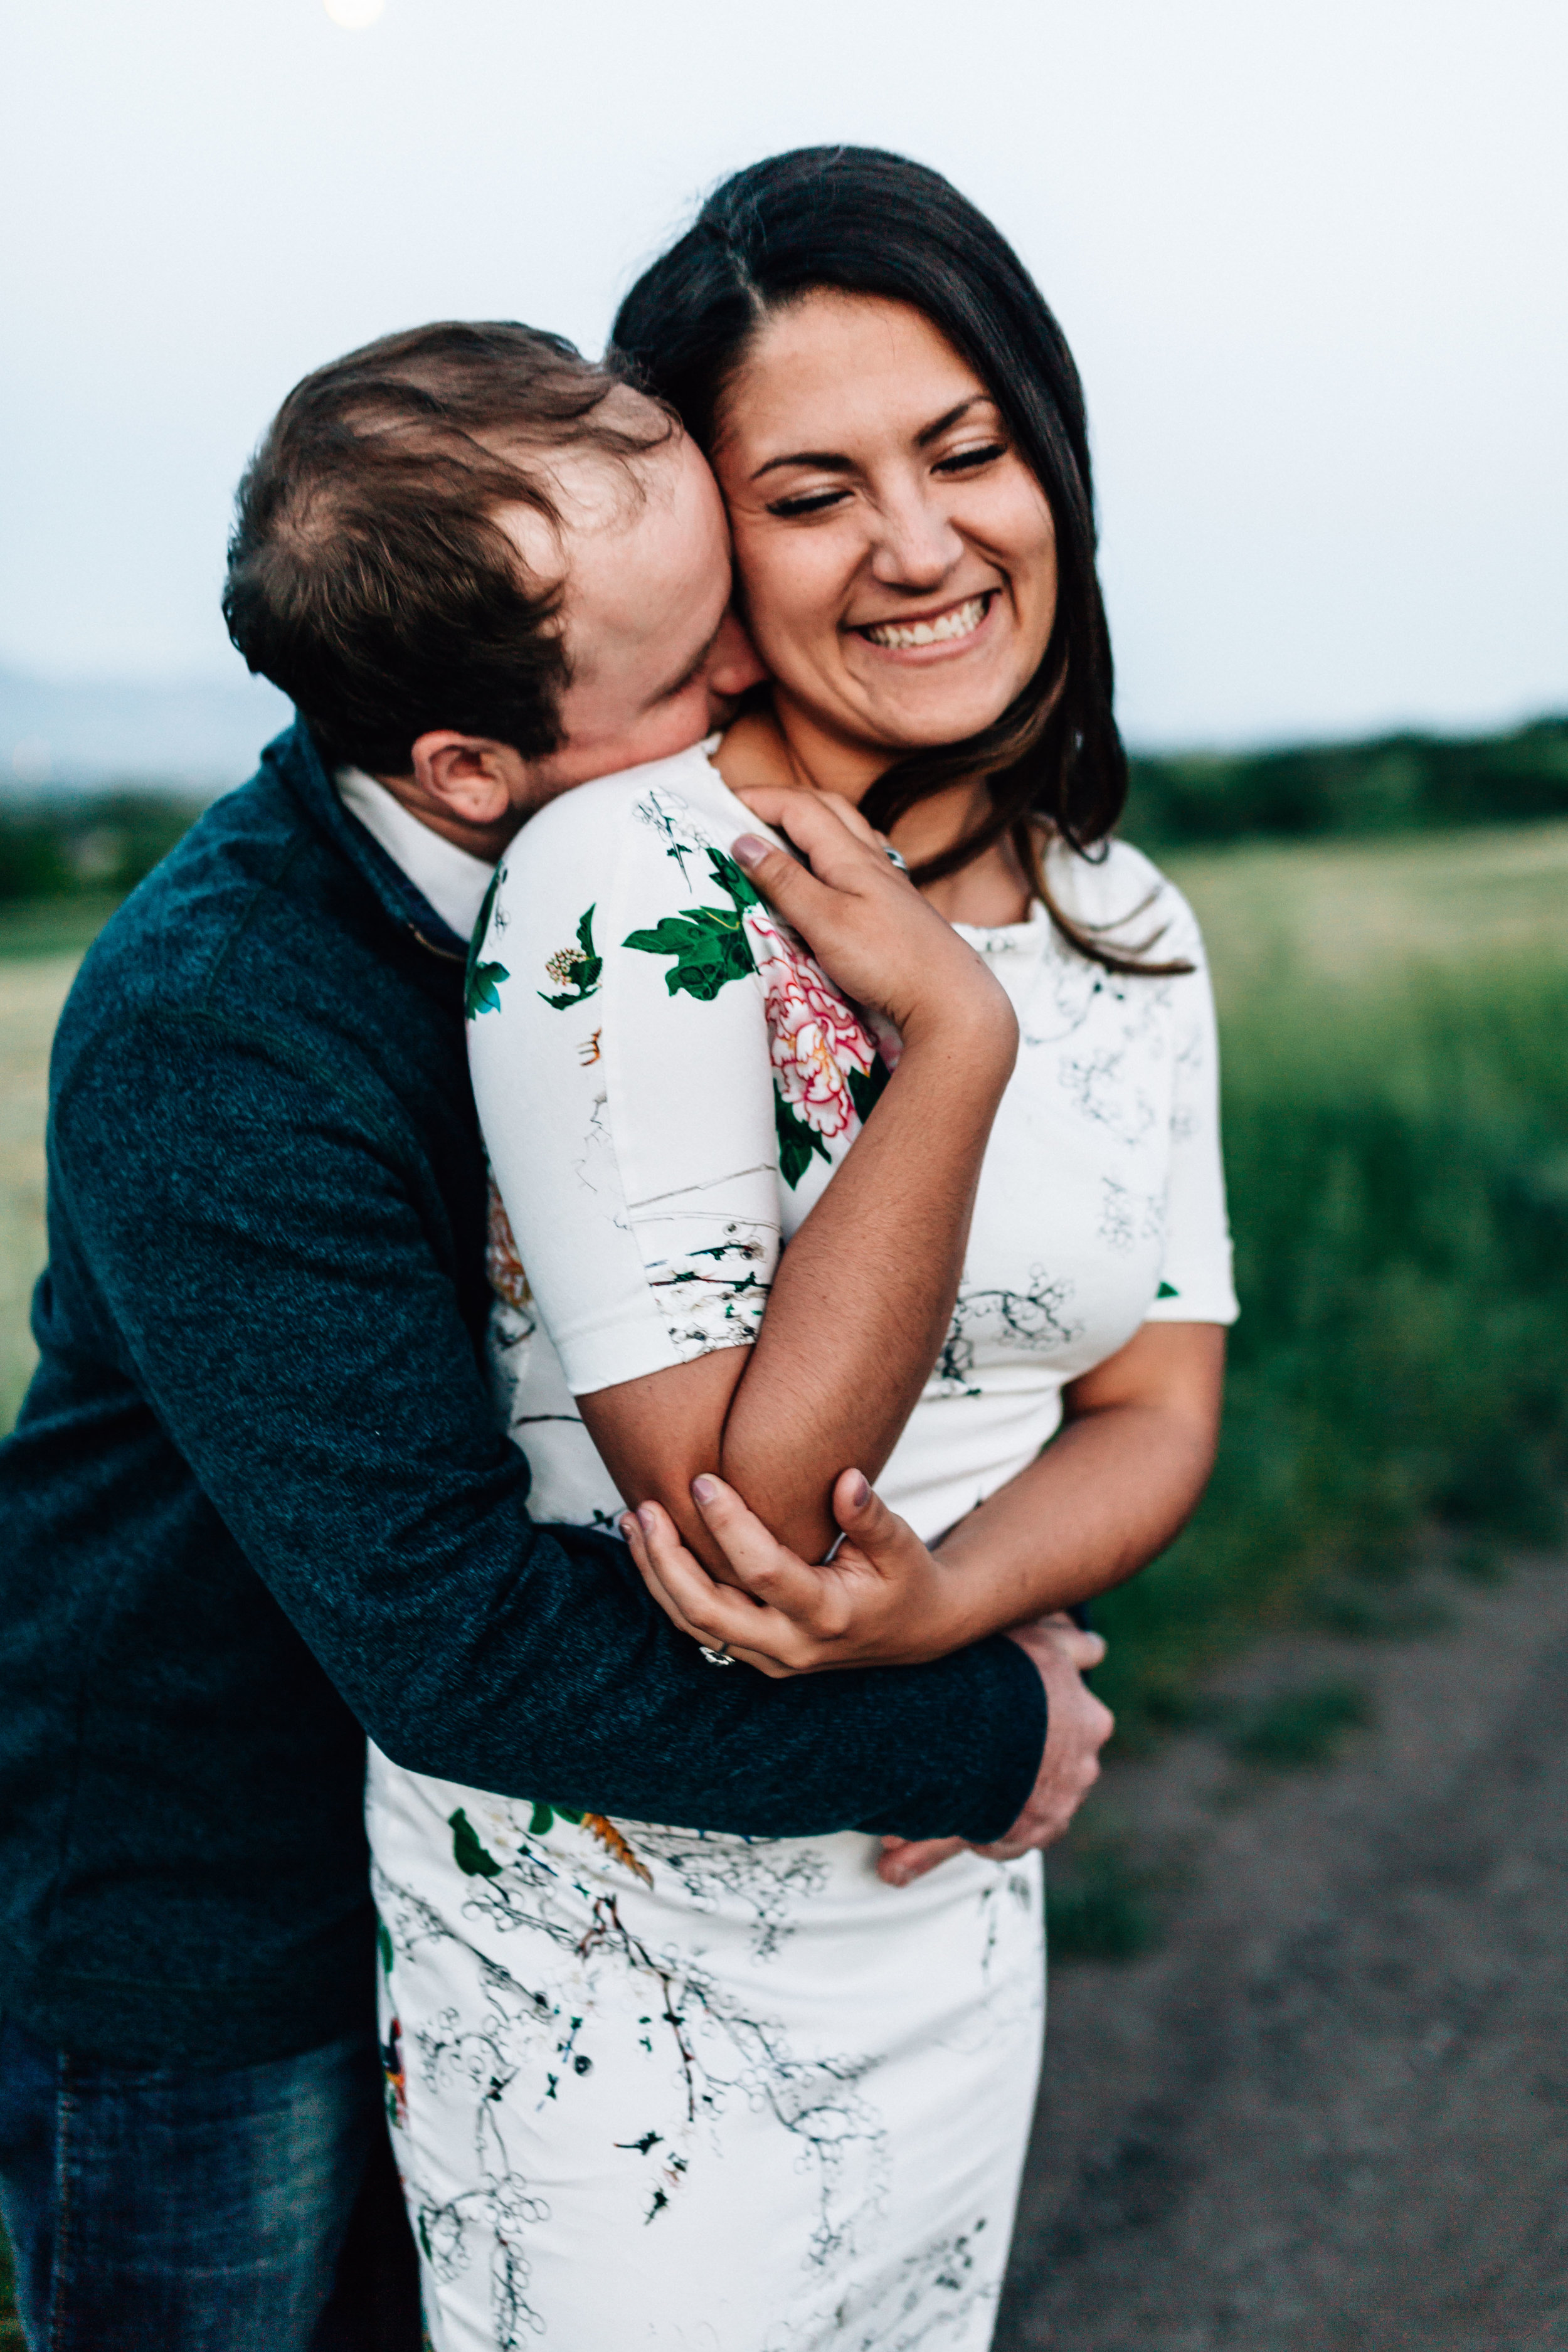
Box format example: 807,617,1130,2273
613,146,1181,973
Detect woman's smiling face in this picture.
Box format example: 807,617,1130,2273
713,291,1058,769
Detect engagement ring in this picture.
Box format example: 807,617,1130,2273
699,1642,734,1667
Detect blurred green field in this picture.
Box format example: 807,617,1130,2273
1,951,82,1430
1169,818,1568,991
1094,819,1568,1734
3,824,1567,1723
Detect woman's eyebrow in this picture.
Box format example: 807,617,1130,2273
916,395,987,446
750,395,991,482
751,448,854,482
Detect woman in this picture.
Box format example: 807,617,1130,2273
371,148,1236,2349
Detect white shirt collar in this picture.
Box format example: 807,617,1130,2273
336,766,495,944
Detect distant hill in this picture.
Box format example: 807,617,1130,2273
0,666,294,797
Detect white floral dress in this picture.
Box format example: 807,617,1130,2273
366,740,1237,2351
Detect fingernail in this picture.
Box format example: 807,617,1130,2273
731,834,769,870
847,1471,869,1510
883,1865,910,1887
618,1514,637,1542
636,1505,657,1532
691,1475,720,1505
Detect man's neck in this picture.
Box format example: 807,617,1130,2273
336,767,500,945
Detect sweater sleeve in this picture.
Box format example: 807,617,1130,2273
50,1007,1044,1844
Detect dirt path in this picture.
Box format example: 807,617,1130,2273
999,1549,1568,2352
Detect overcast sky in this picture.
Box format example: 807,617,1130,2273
3,0,1564,749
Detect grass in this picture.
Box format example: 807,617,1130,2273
1303,1580,1451,1638
1092,820,1568,1740
0,893,124,961
1046,1830,1159,1961
1222,1678,1373,1769
1,943,81,1428
1167,817,1568,985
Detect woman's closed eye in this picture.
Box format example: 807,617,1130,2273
766,485,854,519
765,441,1010,519
933,439,1009,477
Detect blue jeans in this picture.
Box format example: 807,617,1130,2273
0,2013,420,2351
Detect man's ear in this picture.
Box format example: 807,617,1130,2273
408,731,528,827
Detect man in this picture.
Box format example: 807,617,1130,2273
0,321,1110,2349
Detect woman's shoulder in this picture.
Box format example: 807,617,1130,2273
1045,834,1205,968
501,739,740,877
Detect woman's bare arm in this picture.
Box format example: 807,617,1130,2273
579,792,1018,1574
926,1322,1226,1629
620,1322,1226,1668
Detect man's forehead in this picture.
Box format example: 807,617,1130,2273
507,420,709,573
497,445,651,585
564,455,726,652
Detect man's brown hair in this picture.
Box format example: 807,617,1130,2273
223,320,670,775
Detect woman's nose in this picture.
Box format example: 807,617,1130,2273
868,490,965,591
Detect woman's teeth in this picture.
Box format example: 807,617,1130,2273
861,595,988,650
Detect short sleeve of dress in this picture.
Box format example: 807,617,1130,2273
1142,882,1239,1327
466,763,784,1396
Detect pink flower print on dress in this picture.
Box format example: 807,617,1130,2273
746,908,877,1143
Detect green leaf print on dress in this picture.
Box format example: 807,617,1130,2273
846,1056,891,1125
775,1088,831,1190
625,830,888,1189
623,848,761,1002
448,1807,503,1878
527,1799,579,1837
464,867,510,1021
538,905,603,1009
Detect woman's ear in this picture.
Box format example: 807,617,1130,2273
409,731,527,827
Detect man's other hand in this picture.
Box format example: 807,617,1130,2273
877,1614,1112,1886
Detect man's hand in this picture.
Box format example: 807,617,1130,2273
621,1484,1115,1883
877,1614,1113,1886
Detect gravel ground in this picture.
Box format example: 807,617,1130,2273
999,1549,1568,2352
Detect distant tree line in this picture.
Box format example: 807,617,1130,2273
1125,716,1568,849
0,792,203,904
1,717,1565,906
